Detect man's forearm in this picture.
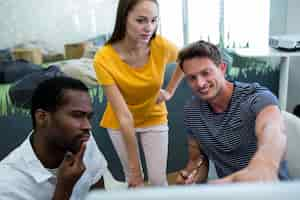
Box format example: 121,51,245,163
250,123,287,172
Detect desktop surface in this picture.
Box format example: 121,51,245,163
86,181,300,200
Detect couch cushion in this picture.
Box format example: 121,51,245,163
282,111,300,179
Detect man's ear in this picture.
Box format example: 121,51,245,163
35,109,49,127
219,62,227,75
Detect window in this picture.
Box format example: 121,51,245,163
158,0,184,47
224,0,270,49
187,0,220,45
159,0,270,49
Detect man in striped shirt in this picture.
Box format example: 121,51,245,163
176,40,289,184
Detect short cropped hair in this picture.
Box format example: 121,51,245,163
30,77,88,128
177,40,222,70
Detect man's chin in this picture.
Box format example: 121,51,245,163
69,141,84,154
197,93,215,101
69,146,79,154
196,92,209,99
70,134,90,153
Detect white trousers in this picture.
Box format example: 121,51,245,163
107,124,169,186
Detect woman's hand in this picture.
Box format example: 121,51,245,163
156,89,173,104
128,173,144,187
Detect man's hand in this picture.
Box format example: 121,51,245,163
209,163,278,184
53,143,87,199
176,168,200,185
176,137,208,185
176,158,205,185
58,142,87,186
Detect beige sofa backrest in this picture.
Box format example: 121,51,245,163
282,111,300,179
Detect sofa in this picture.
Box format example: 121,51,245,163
0,63,299,183
0,63,191,181
282,111,300,179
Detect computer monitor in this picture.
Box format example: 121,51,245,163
86,181,300,200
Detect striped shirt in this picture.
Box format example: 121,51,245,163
184,81,289,179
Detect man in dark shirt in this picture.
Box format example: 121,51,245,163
176,40,288,184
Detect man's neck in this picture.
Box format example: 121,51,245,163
31,132,64,169
208,81,234,113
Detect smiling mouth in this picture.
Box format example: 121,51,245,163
198,88,209,94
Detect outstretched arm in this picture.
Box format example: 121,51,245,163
211,105,287,183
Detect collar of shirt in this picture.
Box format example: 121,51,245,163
21,131,55,183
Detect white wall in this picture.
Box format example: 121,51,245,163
286,0,299,33
269,0,300,113
0,0,299,110
269,0,287,35
0,0,117,52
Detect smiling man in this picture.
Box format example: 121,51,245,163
175,40,289,184
0,77,108,199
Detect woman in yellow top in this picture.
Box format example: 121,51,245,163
93,0,183,187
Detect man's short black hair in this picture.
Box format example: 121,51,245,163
30,77,89,128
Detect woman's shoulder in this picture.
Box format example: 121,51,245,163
94,44,115,59
152,35,177,50
93,44,119,69
151,35,178,62
152,35,170,46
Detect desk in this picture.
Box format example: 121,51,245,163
235,47,300,111
86,181,300,200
